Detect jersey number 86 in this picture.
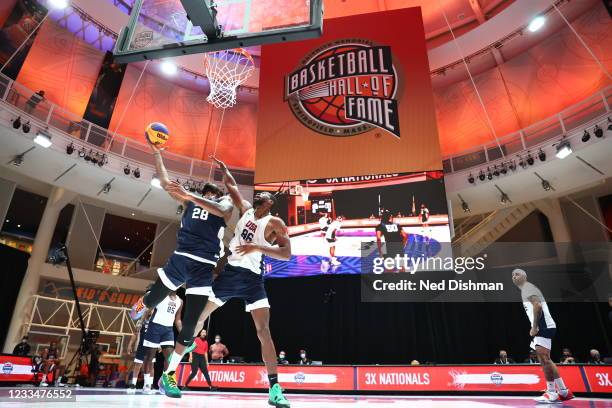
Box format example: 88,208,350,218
241,229,254,242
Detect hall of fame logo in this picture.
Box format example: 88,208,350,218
294,372,306,384
285,39,400,138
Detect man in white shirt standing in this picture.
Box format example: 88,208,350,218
512,269,574,403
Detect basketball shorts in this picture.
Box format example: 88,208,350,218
134,341,156,364
210,264,269,312
326,238,336,248
143,322,174,348
157,253,214,296
134,338,147,363
530,327,556,351
134,344,156,364
384,242,405,259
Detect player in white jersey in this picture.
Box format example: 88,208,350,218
325,217,342,265
512,269,574,403
319,213,330,233
141,292,182,392
419,203,431,240
194,156,292,407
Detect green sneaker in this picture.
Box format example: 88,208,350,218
183,341,197,355
268,383,290,407
158,372,181,398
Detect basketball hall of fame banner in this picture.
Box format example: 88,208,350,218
256,8,442,183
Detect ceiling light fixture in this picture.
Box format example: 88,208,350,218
161,60,178,76
151,175,162,189
555,140,572,159
528,15,546,32
33,131,52,148
581,130,590,143
594,125,603,138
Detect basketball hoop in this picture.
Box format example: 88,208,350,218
204,48,255,109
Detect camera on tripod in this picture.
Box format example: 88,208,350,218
80,330,100,355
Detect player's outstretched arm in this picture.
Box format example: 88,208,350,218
165,182,233,218
211,155,251,215
150,144,171,188
150,144,186,202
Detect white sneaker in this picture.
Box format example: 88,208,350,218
534,391,560,404
126,385,136,394
40,382,48,387
143,385,155,395
330,258,341,266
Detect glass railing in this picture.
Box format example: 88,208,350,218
0,72,254,186
2,71,610,181
442,85,612,174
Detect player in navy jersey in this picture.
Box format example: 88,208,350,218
126,308,154,393
130,142,234,398
376,211,408,272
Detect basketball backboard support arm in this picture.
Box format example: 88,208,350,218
181,0,220,40
113,0,324,63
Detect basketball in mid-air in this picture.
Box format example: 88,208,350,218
145,122,169,146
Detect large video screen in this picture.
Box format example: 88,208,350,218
255,172,451,278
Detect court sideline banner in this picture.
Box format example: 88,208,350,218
176,363,609,393
256,8,442,183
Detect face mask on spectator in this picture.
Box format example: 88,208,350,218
300,353,306,359
279,354,285,359
215,338,220,343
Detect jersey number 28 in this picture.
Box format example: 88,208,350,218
192,208,209,220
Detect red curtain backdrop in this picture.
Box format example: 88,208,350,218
108,66,257,169
15,20,105,117
434,4,612,156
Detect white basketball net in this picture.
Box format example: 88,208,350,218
204,48,255,109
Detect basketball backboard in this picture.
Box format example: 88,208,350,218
113,0,323,63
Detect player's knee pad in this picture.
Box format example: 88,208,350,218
143,279,172,308
176,294,209,346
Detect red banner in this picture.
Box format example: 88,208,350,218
583,366,612,393
356,365,586,392
0,355,36,383
176,363,604,393
178,364,354,391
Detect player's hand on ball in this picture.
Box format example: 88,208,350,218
236,243,260,255
529,327,539,337
148,141,166,153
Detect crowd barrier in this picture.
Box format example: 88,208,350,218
177,363,612,393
